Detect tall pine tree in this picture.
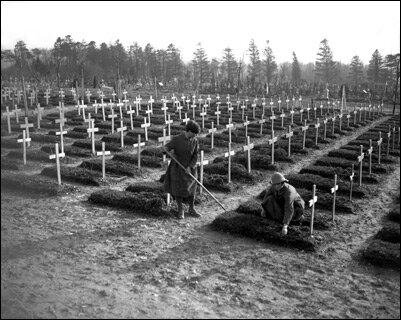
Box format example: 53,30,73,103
315,38,337,83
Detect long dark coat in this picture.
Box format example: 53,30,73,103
164,132,198,198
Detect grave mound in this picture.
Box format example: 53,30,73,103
211,210,324,252
80,159,140,176
362,239,400,267
88,188,169,216
375,224,400,243
204,161,263,183
41,166,101,186
1,171,79,196
113,153,162,168
387,204,400,223
7,149,56,163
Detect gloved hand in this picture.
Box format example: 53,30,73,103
281,224,288,236
261,208,266,217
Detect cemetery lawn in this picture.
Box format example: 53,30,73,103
1,116,400,319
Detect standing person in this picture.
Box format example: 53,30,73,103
261,172,305,235
163,120,201,219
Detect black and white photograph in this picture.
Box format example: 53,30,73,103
1,1,400,318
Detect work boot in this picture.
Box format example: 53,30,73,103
188,207,201,217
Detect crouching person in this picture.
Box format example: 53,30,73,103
261,172,305,236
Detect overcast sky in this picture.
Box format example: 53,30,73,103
1,1,400,65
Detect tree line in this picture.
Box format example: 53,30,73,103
1,36,399,105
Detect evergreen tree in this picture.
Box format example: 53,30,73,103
347,55,364,86
262,40,277,88
221,47,238,92
192,43,209,92
367,49,384,84
314,38,337,83
291,51,301,85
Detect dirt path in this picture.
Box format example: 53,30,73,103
1,115,400,319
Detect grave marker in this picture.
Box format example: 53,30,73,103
165,114,173,137
117,120,127,148
133,134,146,169
196,150,209,194
2,106,13,134
268,130,278,164
200,107,207,130
141,117,151,141
96,142,111,179
367,139,373,175
243,116,250,143
158,128,171,164
20,117,34,147
357,145,364,186
49,143,65,185
386,126,391,158
87,119,99,155
226,119,235,145
330,174,338,222
17,130,31,165
259,116,266,135
182,113,190,125
377,131,383,164
285,125,294,157
349,164,355,201
116,99,124,119
44,89,50,105
242,136,254,173
208,122,217,149
107,108,117,133
270,111,277,132
301,120,309,149
309,184,317,237
314,118,321,145
214,106,221,127
224,143,235,183
323,117,328,140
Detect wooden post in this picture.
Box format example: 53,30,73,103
338,113,343,131
270,111,276,132
331,174,338,222
182,113,190,125
285,125,294,157
13,104,22,124
224,143,235,183
240,103,246,120
145,104,152,125
19,117,34,147
56,118,68,154
127,105,136,130
290,105,294,125
214,106,221,127
323,117,328,140
299,108,304,123
200,106,206,130
314,118,320,145
96,141,111,179
208,121,217,149
116,99,124,119
133,134,146,169
161,101,168,123
301,120,308,149
377,131,383,164
17,130,31,165
2,106,13,134
226,119,235,145
49,143,65,185
242,136,254,173
309,184,317,237
268,130,278,164
158,128,171,163
306,104,310,121
357,145,364,186
165,114,173,137
87,119,99,155
251,103,257,120
367,139,373,175
386,125,391,158
141,117,150,141
349,164,355,201
280,110,285,128
196,150,209,194
108,109,117,133
331,114,336,135
117,120,127,148
259,116,266,135
243,116,250,143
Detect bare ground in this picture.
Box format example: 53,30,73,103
1,115,400,319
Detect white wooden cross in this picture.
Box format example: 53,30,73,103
161,101,169,122
377,131,383,164
269,111,277,132
227,101,233,119
145,104,153,124
48,142,65,186
268,130,278,164
165,114,173,137
133,134,146,169
44,89,50,105
33,103,44,129
58,89,65,101
243,136,254,173
98,101,107,121
290,105,295,125
251,103,257,119
107,109,117,133
182,113,190,125
56,117,68,154
314,118,321,145
243,116,250,143
134,97,141,113
92,99,99,114
123,91,129,111
392,123,397,151
116,99,124,119
385,125,392,158
285,125,294,157
279,109,286,128
309,184,318,237
181,95,186,108
185,98,191,113
367,139,373,175
158,128,171,164
190,103,196,120
16,90,23,104
196,150,209,194
127,105,136,130
20,117,34,147
299,107,304,123
236,100,241,112
107,100,115,114
319,103,324,117
117,120,127,148
306,104,311,121
301,120,309,149
87,119,99,155
111,90,117,102
214,106,221,127
176,102,183,120
2,106,13,134
330,174,338,222
28,92,35,107
285,97,290,111
197,97,203,109
349,164,355,201
207,95,212,107
96,142,111,179
259,115,266,135
141,117,151,141
148,96,155,113
353,107,358,125
17,130,31,165
200,107,207,130
240,103,246,120
323,117,328,140
226,118,235,145
357,145,364,186
79,100,88,120
208,121,217,149
224,143,235,183
277,98,282,112
86,89,92,103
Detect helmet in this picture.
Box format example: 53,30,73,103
270,172,288,184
